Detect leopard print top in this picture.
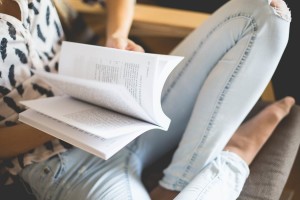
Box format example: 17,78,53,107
0,0,103,185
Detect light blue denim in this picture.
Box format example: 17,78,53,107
19,0,291,199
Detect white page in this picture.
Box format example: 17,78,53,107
20,96,159,139
59,41,157,118
19,109,144,160
35,70,155,124
147,55,184,129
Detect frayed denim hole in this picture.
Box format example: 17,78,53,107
269,0,291,22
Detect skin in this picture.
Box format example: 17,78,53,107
105,0,144,52
0,0,21,20
0,124,55,159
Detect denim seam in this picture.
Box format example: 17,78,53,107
124,150,134,200
161,39,204,103
45,153,66,200
162,13,253,103
172,13,258,190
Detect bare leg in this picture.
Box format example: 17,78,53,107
224,96,295,165
150,96,295,200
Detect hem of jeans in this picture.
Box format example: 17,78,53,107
220,150,250,177
158,180,183,192
159,151,249,192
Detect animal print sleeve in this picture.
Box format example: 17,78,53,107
0,0,63,127
0,17,54,127
0,16,31,126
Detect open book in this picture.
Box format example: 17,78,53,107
19,41,183,160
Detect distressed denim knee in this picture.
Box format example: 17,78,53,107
268,0,291,22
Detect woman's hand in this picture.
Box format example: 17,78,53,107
106,36,145,52
105,0,145,52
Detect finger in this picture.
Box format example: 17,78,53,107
126,40,145,52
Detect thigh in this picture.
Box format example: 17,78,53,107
19,147,150,200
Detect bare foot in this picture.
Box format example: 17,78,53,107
224,96,295,164
150,185,179,200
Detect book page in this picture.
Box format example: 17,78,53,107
20,96,159,139
35,70,155,124
59,41,157,119
19,109,144,160
58,41,183,129
146,55,184,129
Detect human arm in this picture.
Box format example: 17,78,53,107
0,123,55,159
0,0,21,20
104,0,144,52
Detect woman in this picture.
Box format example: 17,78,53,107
0,0,293,199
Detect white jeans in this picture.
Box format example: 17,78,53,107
20,0,291,199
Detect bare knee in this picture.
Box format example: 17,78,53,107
269,0,291,21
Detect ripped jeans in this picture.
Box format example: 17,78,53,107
19,0,291,199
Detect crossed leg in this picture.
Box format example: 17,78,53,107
150,96,295,200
